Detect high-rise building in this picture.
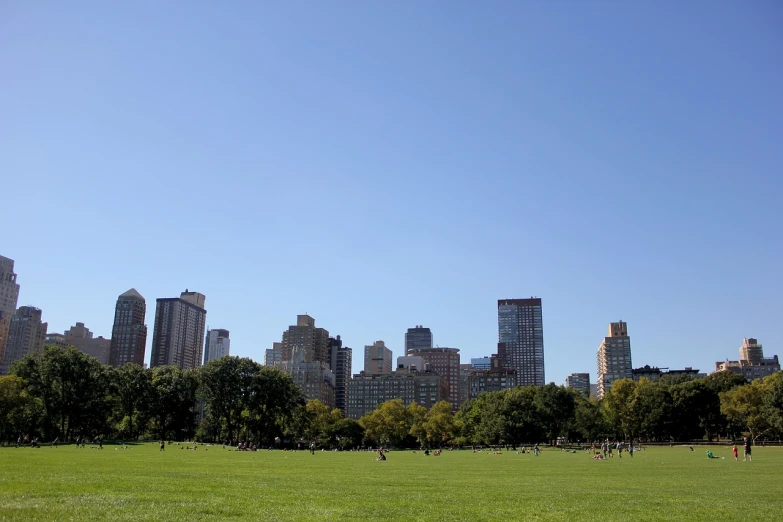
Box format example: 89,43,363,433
53,322,111,364
364,340,392,375
497,298,545,386
596,321,632,399
347,368,448,420
739,338,764,364
281,315,329,364
264,342,282,367
328,336,352,415
1,306,47,374
109,289,148,367
406,347,461,409
150,290,207,369
0,256,21,372
405,325,433,355
714,337,780,381
566,373,591,397
277,315,335,407
203,328,230,364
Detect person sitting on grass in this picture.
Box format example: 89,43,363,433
706,450,722,459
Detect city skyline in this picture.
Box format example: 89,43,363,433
0,250,779,383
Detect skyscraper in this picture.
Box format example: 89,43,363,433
328,336,352,415
277,315,335,407
1,306,47,374
497,298,545,386
281,315,329,364
0,256,21,372
109,289,148,366
364,340,392,375
596,321,632,399
150,290,207,369
203,328,230,364
405,325,432,355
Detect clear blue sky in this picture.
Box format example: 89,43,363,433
2,1,781,383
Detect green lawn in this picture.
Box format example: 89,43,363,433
0,443,780,521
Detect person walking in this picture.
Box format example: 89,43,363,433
743,437,752,462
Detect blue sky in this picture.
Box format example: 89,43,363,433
2,1,781,383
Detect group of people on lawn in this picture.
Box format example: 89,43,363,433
591,440,635,459
706,437,753,461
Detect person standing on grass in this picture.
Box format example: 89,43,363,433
629,443,634,458
160,439,165,451
743,437,752,461
534,444,540,456
733,444,738,461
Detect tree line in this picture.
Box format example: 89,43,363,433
1,345,781,447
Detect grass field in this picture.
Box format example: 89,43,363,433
1,443,781,521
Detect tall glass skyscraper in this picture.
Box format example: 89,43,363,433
497,298,545,386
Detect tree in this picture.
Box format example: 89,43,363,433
760,372,783,438
422,401,456,447
0,375,43,442
148,366,198,440
406,402,428,446
243,366,304,443
360,399,409,447
534,384,576,442
304,400,343,444
110,363,151,440
602,379,637,439
12,345,112,440
721,381,768,441
669,379,711,441
631,379,672,441
198,357,260,441
569,395,603,441
502,386,543,445
331,417,364,449
702,371,747,439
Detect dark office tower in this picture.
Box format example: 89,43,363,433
405,325,433,355
328,335,352,416
109,289,148,366
496,298,545,386
150,290,207,369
